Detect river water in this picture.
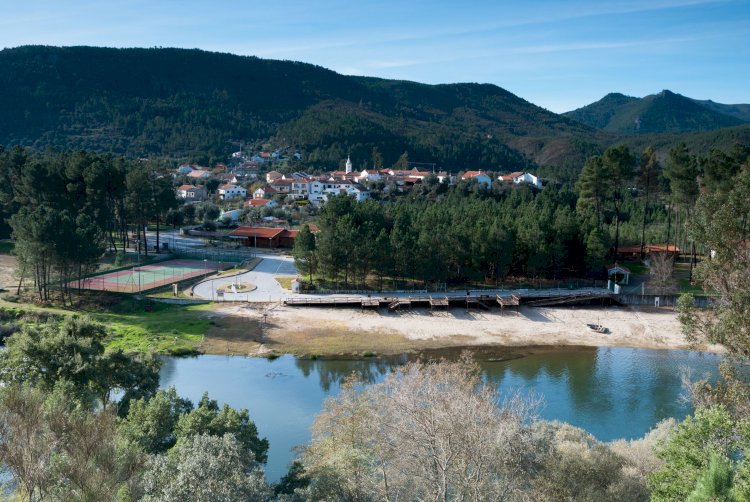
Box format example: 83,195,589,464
159,347,721,481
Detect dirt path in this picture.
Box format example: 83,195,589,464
0,254,18,290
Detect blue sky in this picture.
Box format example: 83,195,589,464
1,0,748,112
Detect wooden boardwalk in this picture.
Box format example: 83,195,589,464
283,288,615,310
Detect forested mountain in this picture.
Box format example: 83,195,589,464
0,45,599,169
565,90,747,134
690,98,750,123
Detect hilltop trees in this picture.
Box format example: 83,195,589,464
293,224,317,283
576,144,635,259
304,186,591,289
0,316,159,410
637,147,663,257
0,148,177,302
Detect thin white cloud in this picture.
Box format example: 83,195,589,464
504,36,698,55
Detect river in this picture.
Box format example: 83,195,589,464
159,347,721,482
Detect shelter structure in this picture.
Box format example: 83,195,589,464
607,263,631,285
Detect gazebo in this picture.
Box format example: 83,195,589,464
607,263,631,285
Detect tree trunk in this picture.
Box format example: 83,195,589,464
156,212,161,254
666,205,672,249
142,221,149,257
613,208,621,259
689,240,696,282
16,263,26,295
640,192,650,259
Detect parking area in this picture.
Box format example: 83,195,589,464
192,253,297,301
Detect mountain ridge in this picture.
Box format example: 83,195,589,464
564,90,747,134
0,45,747,171
0,45,598,169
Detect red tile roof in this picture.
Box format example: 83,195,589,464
618,244,681,254
462,171,489,178
279,229,299,239
246,199,271,207
499,171,524,181
229,226,284,239
270,179,294,186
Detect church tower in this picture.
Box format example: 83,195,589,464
345,155,352,174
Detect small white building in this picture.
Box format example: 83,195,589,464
358,169,382,182
308,179,370,206
176,184,207,202
217,209,243,223
218,184,247,201
266,170,283,183
499,171,542,189
461,170,492,188
513,172,543,189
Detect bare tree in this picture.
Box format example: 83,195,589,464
648,252,676,294
302,356,541,502
0,385,145,502
0,385,55,502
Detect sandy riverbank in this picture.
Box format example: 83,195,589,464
202,303,724,357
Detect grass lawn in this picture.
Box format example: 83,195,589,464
0,295,215,355
275,276,297,290
95,299,214,355
673,262,709,295
216,267,248,277
622,261,649,275
147,289,196,299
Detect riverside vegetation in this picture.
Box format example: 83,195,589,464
0,165,749,500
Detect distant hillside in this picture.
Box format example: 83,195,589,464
0,45,599,169
690,98,750,123
564,90,746,134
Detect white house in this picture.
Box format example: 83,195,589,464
461,170,493,188
176,184,207,202
290,179,311,200
218,184,247,201
266,171,283,183
217,209,243,223
358,169,382,182
308,179,370,206
513,172,542,189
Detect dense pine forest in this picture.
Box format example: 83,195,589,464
0,147,177,302
294,143,749,289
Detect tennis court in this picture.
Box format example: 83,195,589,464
72,259,231,293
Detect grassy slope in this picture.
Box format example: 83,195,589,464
0,296,214,355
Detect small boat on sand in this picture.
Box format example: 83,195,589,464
587,323,609,334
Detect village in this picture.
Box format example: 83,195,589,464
172,150,545,246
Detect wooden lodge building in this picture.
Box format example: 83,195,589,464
227,226,299,248
616,244,681,260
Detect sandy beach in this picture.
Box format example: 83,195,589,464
205,303,724,356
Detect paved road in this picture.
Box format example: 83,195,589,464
192,253,297,301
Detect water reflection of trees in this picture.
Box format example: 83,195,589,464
483,349,608,412
294,357,405,392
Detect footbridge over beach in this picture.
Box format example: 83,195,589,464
283,288,616,310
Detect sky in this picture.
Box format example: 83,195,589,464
0,0,748,112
